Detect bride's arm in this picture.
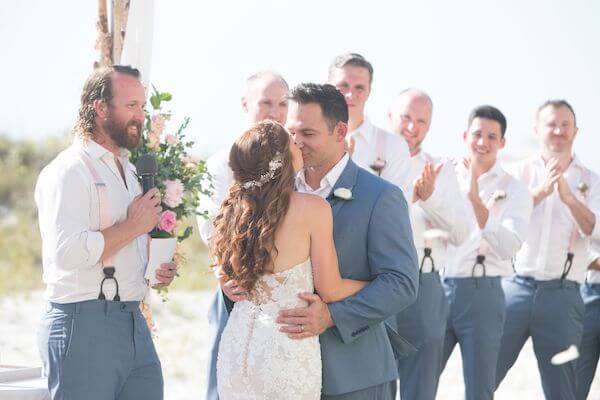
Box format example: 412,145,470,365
310,198,368,303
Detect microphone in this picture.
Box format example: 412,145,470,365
135,153,158,194
135,153,159,234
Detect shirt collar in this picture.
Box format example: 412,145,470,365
296,153,350,192
348,118,375,145
76,136,131,165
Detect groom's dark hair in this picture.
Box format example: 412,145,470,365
289,83,349,131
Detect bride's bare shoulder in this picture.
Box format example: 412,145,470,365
289,192,331,217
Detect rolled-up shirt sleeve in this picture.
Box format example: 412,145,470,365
36,165,104,270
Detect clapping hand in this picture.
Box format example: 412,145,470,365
412,162,443,202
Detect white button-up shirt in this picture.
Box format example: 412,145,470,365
295,154,349,198
35,139,149,303
197,147,234,244
347,118,411,196
445,161,533,278
511,155,600,284
409,151,470,272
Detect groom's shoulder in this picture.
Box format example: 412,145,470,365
354,165,404,200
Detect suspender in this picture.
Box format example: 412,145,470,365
419,152,441,273
561,167,591,280
472,172,513,277
80,151,121,301
370,129,387,176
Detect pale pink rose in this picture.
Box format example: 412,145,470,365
158,210,177,233
147,131,161,150
165,134,178,145
164,179,184,207
151,115,166,136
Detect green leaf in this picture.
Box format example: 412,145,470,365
159,92,173,101
150,95,160,110
178,226,193,242
150,230,173,239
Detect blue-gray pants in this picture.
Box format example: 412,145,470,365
395,271,448,400
206,290,230,400
442,276,505,400
496,275,584,400
576,282,600,400
37,300,162,400
322,381,396,400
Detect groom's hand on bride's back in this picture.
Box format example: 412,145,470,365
277,293,334,339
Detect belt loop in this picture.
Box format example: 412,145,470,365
74,302,81,314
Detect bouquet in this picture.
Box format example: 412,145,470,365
130,87,212,329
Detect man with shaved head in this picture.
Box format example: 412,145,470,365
387,89,470,400
198,70,289,400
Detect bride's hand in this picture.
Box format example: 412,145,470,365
222,279,248,303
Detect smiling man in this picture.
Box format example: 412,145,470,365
327,53,411,195
35,65,178,400
495,100,600,400
441,105,532,400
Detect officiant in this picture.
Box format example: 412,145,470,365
34,65,178,400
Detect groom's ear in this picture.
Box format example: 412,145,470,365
333,121,348,143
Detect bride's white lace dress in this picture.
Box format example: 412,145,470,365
217,258,322,399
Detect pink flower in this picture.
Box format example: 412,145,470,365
165,134,178,145
151,115,167,136
164,179,184,207
147,131,160,150
158,210,177,233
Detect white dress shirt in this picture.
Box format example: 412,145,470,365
295,154,349,198
586,248,600,284
34,139,149,303
347,118,411,196
197,147,234,245
409,151,470,272
445,161,533,278
511,155,600,284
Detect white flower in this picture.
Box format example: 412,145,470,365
333,187,353,200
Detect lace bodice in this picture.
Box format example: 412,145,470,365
217,258,322,399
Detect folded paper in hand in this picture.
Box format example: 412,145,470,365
145,237,177,286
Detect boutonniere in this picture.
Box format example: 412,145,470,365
333,187,353,200
492,190,507,202
577,182,590,198
370,157,387,176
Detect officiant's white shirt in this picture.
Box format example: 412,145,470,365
408,150,470,272
510,154,600,284
295,153,349,199
445,161,532,278
35,138,149,303
347,118,411,196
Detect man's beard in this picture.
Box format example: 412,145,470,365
103,117,143,150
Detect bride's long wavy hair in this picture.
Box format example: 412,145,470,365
211,120,295,292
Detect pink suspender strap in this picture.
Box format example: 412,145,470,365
472,172,513,277
562,167,591,279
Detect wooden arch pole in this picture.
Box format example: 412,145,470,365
94,0,131,68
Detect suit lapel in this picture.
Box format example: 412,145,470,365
326,159,359,219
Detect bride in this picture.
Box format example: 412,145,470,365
211,120,367,399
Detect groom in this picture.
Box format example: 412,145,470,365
279,83,419,399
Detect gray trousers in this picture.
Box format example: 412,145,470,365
38,300,162,400
442,277,506,400
321,381,396,400
576,282,600,400
496,275,584,400
206,290,229,400
395,271,448,400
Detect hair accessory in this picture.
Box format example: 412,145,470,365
241,152,283,189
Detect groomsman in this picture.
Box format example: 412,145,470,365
387,89,470,400
577,256,600,400
496,100,600,400
442,105,532,400
197,71,289,400
327,53,411,194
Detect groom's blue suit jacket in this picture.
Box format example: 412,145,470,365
319,159,419,395
214,159,419,397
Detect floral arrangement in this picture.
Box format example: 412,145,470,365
130,86,212,242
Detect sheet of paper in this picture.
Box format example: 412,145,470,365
145,238,177,286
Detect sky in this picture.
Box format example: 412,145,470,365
1,0,599,168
